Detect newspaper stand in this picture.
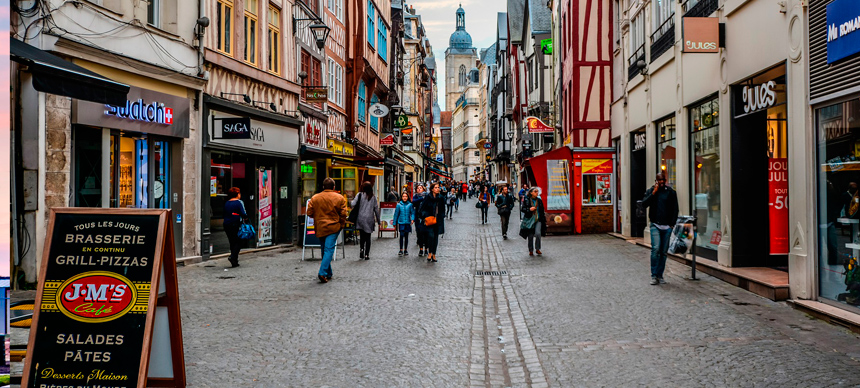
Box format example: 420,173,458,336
301,200,345,261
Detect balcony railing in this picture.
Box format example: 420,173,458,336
683,0,718,17
628,45,645,80
650,14,675,62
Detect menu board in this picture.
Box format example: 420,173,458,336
546,160,571,211
23,209,185,388
379,202,397,232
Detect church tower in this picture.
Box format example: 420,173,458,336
445,5,478,110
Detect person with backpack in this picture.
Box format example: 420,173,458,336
393,191,415,256
495,185,517,240
223,187,248,268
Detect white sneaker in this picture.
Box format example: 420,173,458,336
650,277,659,285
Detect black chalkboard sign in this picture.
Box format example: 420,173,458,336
23,208,186,388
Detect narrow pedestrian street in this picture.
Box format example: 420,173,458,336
177,202,860,387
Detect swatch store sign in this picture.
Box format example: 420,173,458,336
73,86,191,138
826,0,860,63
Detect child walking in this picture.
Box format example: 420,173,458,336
393,192,415,256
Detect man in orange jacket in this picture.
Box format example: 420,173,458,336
307,177,348,283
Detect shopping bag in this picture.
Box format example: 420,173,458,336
667,216,695,255
519,215,537,239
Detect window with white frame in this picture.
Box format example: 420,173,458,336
327,0,343,22
653,0,674,36
147,0,161,28
630,11,645,57
328,60,343,106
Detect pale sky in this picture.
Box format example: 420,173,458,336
407,0,508,111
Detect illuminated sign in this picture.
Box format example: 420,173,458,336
105,99,174,125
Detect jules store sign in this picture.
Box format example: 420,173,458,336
826,0,860,63
682,17,719,53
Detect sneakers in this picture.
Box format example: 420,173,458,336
536,250,542,255
398,250,403,256
318,275,329,283
503,235,508,240
650,277,659,285
404,251,409,256
658,277,666,284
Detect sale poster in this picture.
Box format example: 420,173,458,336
768,158,788,255
259,169,273,247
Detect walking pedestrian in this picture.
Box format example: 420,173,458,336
642,173,679,285
494,185,516,240
223,187,248,268
518,184,529,219
351,181,381,260
393,191,415,256
460,181,468,201
412,184,429,256
522,187,546,256
478,186,490,224
307,178,348,283
419,183,446,262
386,186,399,203
446,189,457,219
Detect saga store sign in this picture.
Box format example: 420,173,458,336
210,110,300,156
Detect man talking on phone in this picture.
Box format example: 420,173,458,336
641,173,679,285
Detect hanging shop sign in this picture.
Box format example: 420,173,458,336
327,139,355,156
525,116,554,133
380,134,395,146
582,159,613,174
73,86,190,138
367,167,384,176
210,110,300,156
304,88,328,102
541,38,553,55
682,17,720,53
429,141,438,154
436,154,444,162
394,114,409,128
369,103,390,118
22,209,185,388
826,0,860,63
402,134,414,147
217,117,252,139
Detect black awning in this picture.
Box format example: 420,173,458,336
11,39,130,105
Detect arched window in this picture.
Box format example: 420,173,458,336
459,65,466,86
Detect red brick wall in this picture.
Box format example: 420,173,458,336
581,205,613,234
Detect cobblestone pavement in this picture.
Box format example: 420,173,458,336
46,198,853,387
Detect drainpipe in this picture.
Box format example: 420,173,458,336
196,0,209,81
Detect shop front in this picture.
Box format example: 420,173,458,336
71,86,190,256
630,128,647,237
811,0,860,311
202,96,302,258
690,95,723,260
573,149,616,234
730,64,788,268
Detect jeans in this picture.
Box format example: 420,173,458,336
480,205,488,223
650,224,672,278
427,227,440,255
318,232,338,278
499,213,510,236
447,204,454,218
359,231,372,258
399,231,410,251
528,222,542,252
224,223,241,264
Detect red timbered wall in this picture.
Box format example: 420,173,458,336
562,0,612,147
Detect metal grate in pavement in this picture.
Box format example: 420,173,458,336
475,270,507,276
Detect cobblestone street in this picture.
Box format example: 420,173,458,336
178,202,860,387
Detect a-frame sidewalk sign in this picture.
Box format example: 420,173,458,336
22,208,186,388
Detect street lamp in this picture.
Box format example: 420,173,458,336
309,23,331,50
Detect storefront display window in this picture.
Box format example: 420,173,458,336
208,151,252,255
691,97,721,255
73,128,104,207
546,159,571,210
153,141,170,209
816,97,860,308
582,174,612,204
656,116,676,188
301,161,317,214
331,167,358,200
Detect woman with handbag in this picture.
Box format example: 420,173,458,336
419,183,446,262
223,187,248,268
522,187,547,256
412,184,429,257
351,181,380,260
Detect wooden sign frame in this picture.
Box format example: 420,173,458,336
22,208,186,388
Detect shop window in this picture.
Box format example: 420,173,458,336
73,128,103,207
244,0,259,65
656,115,676,188
690,97,721,254
331,167,358,200
209,152,252,255
816,97,860,308
301,161,317,214
546,159,571,210
582,174,612,204
268,5,281,75
153,141,170,209
216,0,233,55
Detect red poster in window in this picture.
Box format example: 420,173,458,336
768,158,789,255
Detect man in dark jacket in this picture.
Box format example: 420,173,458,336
641,173,679,285
495,186,516,239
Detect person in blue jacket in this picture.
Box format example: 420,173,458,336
394,191,415,256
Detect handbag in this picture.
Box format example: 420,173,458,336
348,193,362,223
237,221,256,240
424,216,437,226
475,201,483,209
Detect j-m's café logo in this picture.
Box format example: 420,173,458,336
53,272,139,323
683,17,719,53
105,99,174,125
